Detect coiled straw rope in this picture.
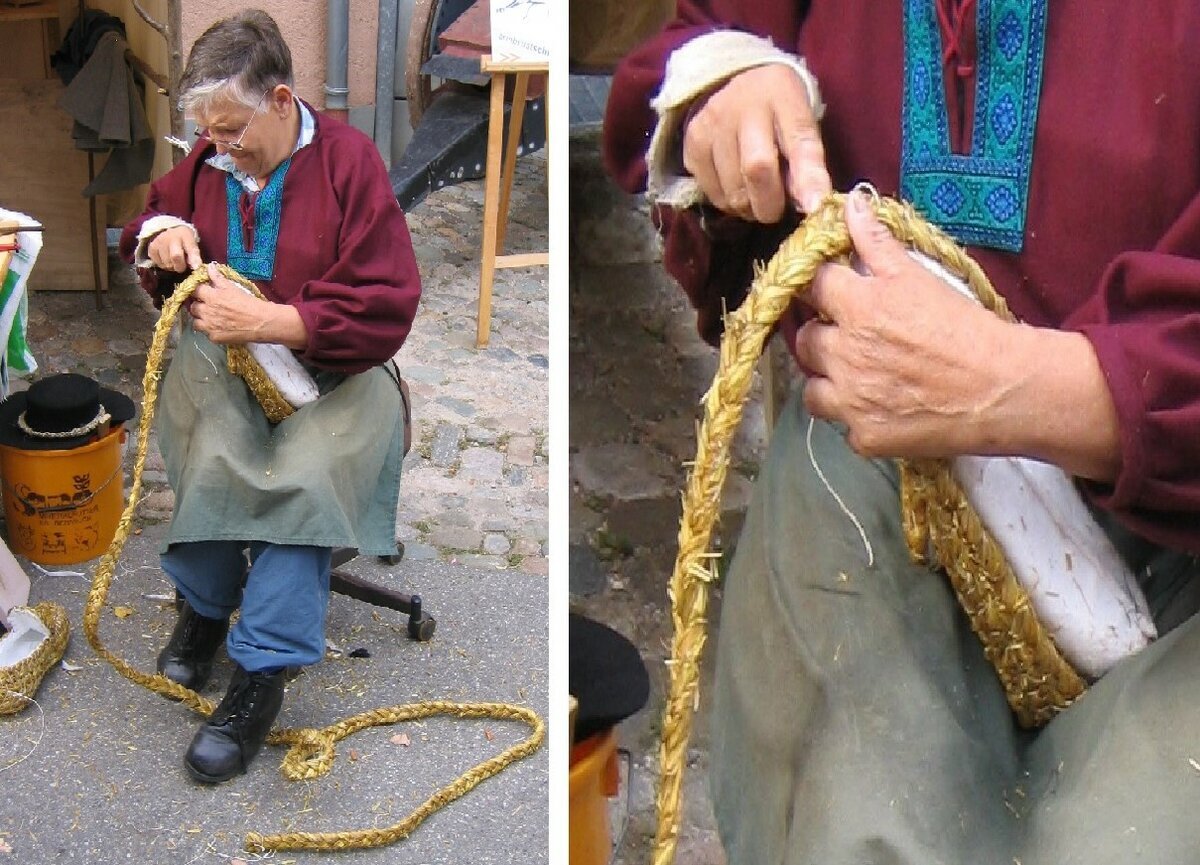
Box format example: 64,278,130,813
651,192,1085,865
82,264,544,853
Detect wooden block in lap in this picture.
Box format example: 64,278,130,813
0,78,107,293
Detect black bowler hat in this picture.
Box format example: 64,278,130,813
0,374,135,451
570,612,650,744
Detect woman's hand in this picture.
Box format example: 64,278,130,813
190,263,308,349
146,225,202,272
682,64,831,222
792,190,1121,480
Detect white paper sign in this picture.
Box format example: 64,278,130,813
490,0,549,61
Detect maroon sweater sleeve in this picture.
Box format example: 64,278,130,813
602,1,810,346
118,146,208,307
287,128,420,372
1067,195,1200,552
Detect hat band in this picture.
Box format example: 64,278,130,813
17,405,111,440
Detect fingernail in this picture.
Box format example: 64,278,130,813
849,188,868,213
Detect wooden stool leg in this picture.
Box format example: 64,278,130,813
495,71,529,256
477,70,508,349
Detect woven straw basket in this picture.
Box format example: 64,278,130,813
651,192,1086,865
0,602,70,715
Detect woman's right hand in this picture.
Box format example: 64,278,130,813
146,225,202,272
682,64,831,223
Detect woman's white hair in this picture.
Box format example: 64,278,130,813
179,78,268,116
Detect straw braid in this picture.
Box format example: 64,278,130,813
652,192,1084,865
83,265,544,853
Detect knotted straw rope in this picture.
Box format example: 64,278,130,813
82,264,544,853
651,192,1085,865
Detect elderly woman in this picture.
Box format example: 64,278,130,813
118,10,420,783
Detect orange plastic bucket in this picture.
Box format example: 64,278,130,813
0,427,126,565
570,729,620,865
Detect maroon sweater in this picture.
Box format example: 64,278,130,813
604,1,1200,552
120,105,420,375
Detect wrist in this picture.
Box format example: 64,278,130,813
977,323,1120,480
259,302,308,350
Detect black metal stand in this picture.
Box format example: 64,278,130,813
329,545,436,641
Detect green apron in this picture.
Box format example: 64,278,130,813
709,388,1200,865
157,323,404,557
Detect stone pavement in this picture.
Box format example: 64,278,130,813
0,153,549,863
569,131,770,864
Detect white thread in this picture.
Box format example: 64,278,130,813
0,690,46,774
806,416,874,567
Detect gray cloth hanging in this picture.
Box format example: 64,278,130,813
58,30,154,197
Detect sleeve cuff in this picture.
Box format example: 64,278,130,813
646,30,824,208
134,215,196,269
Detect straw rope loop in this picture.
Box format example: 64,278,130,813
652,192,1084,865
82,264,545,854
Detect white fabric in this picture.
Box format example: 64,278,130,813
229,281,319,409
902,250,1157,678
134,214,194,269
0,607,48,668
647,30,823,207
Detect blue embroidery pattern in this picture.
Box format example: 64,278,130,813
225,158,292,280
900,0,1047,252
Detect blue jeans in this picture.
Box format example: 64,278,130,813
161,541,332,673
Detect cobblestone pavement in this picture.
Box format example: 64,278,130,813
19,152,549,575
569,131,769,864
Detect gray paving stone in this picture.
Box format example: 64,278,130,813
429,526,483,552
459,448,505,483
507,435,537,466
466,426,501,445
430,422,464,467
401,542,440,561
482,533,512,555
571,443,681,501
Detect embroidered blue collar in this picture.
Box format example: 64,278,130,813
900,0,1047,252
225,161,290,280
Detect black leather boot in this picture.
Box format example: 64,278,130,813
184,665,285,783
156,600,229,691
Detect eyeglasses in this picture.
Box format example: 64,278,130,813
193,91,270,153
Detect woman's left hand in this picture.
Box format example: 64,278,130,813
190,262,307,349
793,189,1120,479
793,189,1022,459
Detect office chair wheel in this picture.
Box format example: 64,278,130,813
406,594,436,642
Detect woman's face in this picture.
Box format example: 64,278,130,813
194,87,292,179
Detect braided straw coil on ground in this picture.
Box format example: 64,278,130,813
0,602,70,715
651,192,1085,865
82,264,545,854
